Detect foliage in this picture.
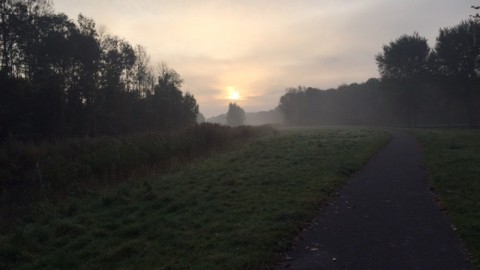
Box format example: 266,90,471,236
434,21,479,127
374,33,430,127
0,123,276,221
375,32,430,80
410,129,480,268
279,79,410,126
0,0,199,141
279,21,480,128
0,128,389,270
226,102,246,126
471,4,480,21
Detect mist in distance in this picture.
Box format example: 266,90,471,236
1,0,480,143
53,0,476,117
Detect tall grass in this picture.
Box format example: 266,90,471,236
0,123,276,223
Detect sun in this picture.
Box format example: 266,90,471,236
227,86,240,101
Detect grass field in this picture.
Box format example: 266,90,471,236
410,129,480,268
0,124,275,225
0,127,389,270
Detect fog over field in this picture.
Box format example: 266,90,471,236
1,1,480,269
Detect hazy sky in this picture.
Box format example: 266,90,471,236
54,0,475,117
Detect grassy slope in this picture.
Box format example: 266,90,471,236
1,124,275,212
410,129,480,267
0,128,389,270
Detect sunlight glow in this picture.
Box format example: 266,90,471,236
227,86,240,101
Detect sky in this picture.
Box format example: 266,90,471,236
54,0,476,117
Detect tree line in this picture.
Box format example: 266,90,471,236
0,0,199,142
279,20,480,128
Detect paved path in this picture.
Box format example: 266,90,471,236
276,130,475,270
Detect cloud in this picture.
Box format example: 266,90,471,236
54,0,475,117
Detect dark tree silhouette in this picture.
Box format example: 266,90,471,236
0,0,199,141
278,81,391,126
278,23,480,128
226,102,245,126
375,33,430,127
471,4,480,21
277,8,480,128
434,21,479,127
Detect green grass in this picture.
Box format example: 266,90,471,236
409,129,480,268
1,124,275,221
0,128,389,270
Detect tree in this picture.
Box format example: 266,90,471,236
375,32,430,127
131,45,154,96
196,112,206,123
278,87,306,125
0,0,30,78
0,1,199,141
152,63,185,129
182,92,199,125
472,4,480,21
96,35,136,134
226,102,245,126
434,20,479,127
0,0,15,77
71,14,101,135
376,33,430,80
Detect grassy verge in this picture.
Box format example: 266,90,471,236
0,123,275,224
0,128,389,270
409,129,480,268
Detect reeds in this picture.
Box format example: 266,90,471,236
0,123,276,216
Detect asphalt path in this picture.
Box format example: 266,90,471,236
276,130,475,270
